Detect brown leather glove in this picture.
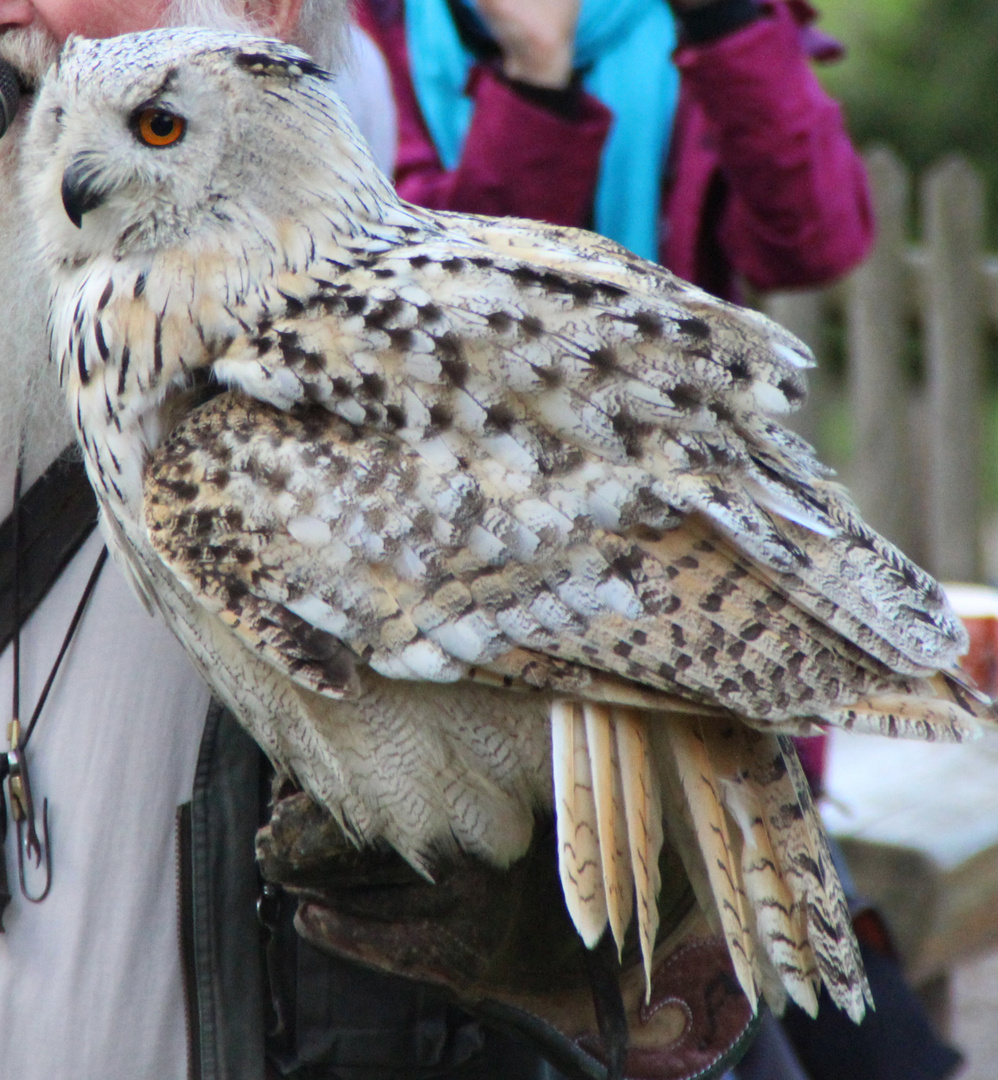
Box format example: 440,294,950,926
256,789,757,1080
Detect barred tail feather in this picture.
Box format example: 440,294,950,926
614,706,663,1000
716,733,820,1018
582,702,634,957
771,735,874,1022
654,714,759,1011
551,700,608,947
552,703,872,1023
552,700,666,1000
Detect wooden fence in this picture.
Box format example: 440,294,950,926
761,147,998,582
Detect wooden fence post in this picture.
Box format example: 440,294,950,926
922,157,985,581
844,148,917,557
763,289,826,449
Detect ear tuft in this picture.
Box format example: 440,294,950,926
233,49,329,81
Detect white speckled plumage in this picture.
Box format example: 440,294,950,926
23,28,994,1022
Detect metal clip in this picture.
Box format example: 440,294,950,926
5,719,51,903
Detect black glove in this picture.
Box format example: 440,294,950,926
666,0,762,44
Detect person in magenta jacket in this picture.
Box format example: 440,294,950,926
355,0,874,304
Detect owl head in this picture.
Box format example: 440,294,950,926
23,28,394,270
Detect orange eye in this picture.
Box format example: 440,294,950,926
135,108,185,147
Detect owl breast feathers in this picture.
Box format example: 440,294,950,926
23,28,995,1025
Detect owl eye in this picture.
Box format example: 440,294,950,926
134,107,186,147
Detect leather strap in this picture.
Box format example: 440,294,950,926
0,448,98,653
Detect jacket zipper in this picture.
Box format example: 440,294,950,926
176,802,202,1080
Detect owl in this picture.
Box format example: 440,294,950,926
23,28,992,1030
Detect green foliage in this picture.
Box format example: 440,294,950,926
816,0,998,244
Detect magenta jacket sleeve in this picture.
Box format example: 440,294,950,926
665,2,874,291
359,4,612,225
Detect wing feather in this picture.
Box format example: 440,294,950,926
145,393,990,749
211,214,968,678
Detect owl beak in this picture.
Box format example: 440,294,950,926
61,156,108,228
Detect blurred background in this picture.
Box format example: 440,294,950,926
769,0,998,589
819,0,998,245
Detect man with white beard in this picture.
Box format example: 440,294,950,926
0,3,402,1079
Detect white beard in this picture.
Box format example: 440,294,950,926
0,110,73,511
0,24,60,88
161,0,262,33
0,27,77,512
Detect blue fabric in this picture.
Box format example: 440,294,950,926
404,0,679,261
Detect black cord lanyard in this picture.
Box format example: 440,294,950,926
0,450,107,927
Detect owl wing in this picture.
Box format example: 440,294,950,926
144,387,987,742
141,214,989,1025
192,207,974,697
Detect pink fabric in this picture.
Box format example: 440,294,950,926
357,0,873,300
667,2,874,291
793,733,829,795
355,8,612,225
